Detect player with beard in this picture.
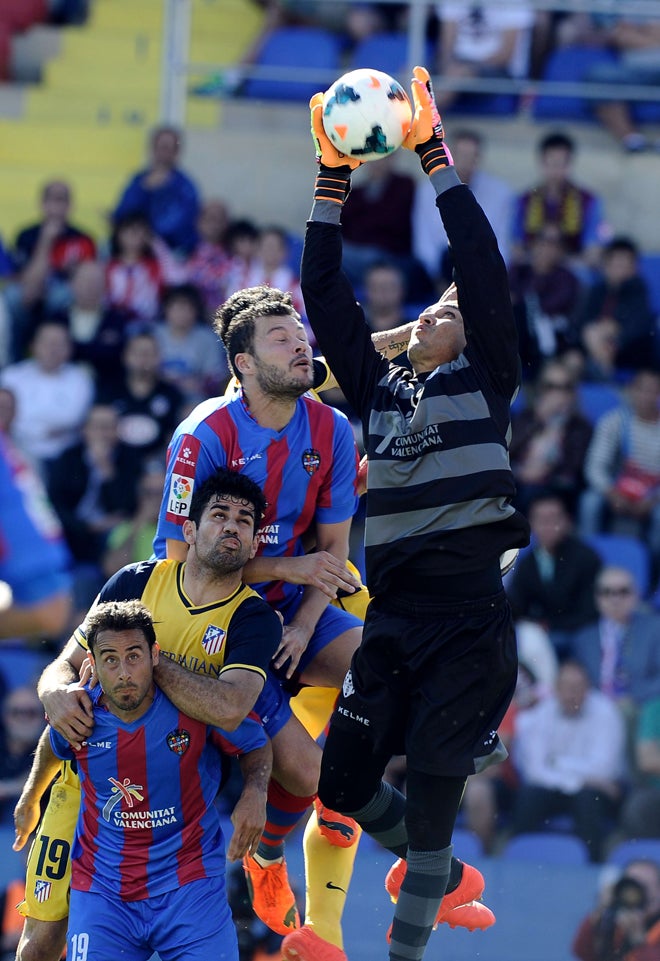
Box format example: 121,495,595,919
50,599,270,961
150,286,493,961
13,469,290,961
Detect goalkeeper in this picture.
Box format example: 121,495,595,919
300,66,530,961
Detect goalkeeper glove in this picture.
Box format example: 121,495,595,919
310,92,361,205
402,66,453,176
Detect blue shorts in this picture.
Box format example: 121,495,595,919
255,599,362,731
67,875,237,961
254,674,293,739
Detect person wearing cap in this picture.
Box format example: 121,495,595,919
300,66,530,961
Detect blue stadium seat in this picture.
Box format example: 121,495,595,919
584,533,651,598
532,46,618,121
577,382,622,425
242,27,343,102
0,825,24,888
606,838,660,868
451,91,518,117
501,832,589,865
348,32,433,82
638,253,660,317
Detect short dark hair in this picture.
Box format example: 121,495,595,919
188,466,267,532
160,283,205,319
539,131,575,156
604,235,638,259
212,285,298,380
86,600,156,654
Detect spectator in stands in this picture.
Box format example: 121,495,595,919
508,224,583,379
581,315,623,385
238,225,305,318
509,360,593,514
220,217,261,300
185,197,231,320
620,696,660,840
361,260,417,335
96,328,183,467
4,179,96,360
578,369,660,567
0,320,93,474
570,566,660,711
433,2,535,112
576,237,656,374
340,156,434,301
0,686,45,824
511,659,626,862
105,213,166,324
0,429,71,642
112,124,201,256
506,492,602,660
413,127,514,287
46,403,143,611
583,14,660,153
511,131,610,276
52,259,130,389
101,462,166,578
573,858,660,961
154,283,227,403
0,388,15,436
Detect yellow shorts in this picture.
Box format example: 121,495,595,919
18,762,79,922
333,561,370,622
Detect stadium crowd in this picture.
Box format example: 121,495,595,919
2,4,660,961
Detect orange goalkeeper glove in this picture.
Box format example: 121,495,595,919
402,66,453,176
310,91,361,205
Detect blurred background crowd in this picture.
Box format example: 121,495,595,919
2,2,660,960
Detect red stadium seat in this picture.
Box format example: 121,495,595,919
0,22,11,81
0,0,48,34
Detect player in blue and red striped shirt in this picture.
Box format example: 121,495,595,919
154,286,366,959
50,599,270,961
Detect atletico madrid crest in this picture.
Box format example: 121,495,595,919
166,729,191,756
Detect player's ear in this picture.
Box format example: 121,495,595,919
182,518,196,545
152,642,160,666
234,351,253,377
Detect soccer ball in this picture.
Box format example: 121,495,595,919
322,68,412,162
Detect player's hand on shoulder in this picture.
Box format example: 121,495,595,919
42,685,94,751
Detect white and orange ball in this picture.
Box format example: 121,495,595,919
322,68,412,162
